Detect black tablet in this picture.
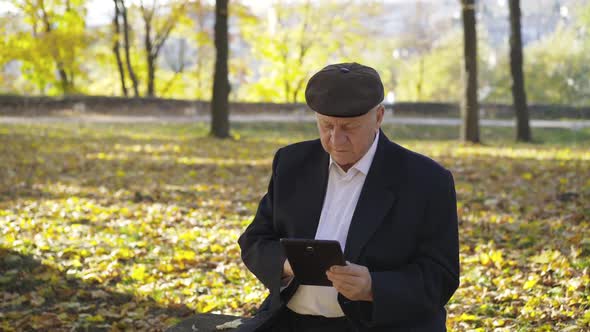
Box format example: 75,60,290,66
280,238,346,286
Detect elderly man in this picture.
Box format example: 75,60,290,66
237,63,459,331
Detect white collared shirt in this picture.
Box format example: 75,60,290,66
287,130,380,317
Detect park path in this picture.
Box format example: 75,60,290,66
1,114,589,129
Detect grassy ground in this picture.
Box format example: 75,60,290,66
0,122,589,331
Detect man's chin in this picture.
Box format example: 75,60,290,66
332,158,353,169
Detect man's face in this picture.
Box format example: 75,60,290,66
316,105,384,170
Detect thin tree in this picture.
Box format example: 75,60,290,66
210,0,230,138
118,0,139,97
509,0,532,141
112,0,128,96
274,0,312,103
191,1,213,100
139,0,186,97
460,0,480,143
161,38,187,96
38,0,71,94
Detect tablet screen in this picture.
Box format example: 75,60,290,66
280,238,346,286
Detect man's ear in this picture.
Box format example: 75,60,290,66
376,104,385,127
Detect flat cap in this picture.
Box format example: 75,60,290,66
305,62,384,117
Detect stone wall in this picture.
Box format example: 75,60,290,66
0,95,588,119
390,102,590,119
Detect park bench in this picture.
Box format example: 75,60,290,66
166,313,243,332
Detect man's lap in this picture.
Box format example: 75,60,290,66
260,307,353,332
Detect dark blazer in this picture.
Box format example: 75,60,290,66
237,130,460,331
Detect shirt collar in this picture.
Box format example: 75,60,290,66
329,129,379,176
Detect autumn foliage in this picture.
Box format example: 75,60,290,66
0,122,589,331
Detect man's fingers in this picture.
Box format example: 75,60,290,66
326,262,373,302
329,263,366,276
326,271,363,286
327,273,358,287
333,282,354,294
332,282,366,301
330,276,355,290
283,259,293,277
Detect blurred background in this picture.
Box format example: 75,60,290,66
0,0,588,105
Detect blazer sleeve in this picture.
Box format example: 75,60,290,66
344,169,460,326
238,148,287,294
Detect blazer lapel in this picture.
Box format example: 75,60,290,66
344,130,403,262
293,145,330,239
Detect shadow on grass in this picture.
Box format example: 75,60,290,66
0,247,193,331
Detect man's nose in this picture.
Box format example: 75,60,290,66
331,128,347,146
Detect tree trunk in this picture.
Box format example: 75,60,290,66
509,0,532,142
195,4,206,99
112,0,128,96
140,1,182,97
284,74,290,104
57,68,70,95
144,18,155,97
460,0,480,143
417,57,424,100
161,39,186,97
210,0,230,138
292,78,305,103
39,0,71,95
282,55,290,103
147,53,156,97
120,0,139,97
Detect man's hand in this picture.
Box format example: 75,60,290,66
326,261,373,301
281,259,294,286
283,259,293,277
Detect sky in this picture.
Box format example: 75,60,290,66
0,0,423,27
84,0,415,26
84,0,277,26
0,0,296,25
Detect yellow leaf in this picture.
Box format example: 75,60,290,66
158,263,175,273
523,276,539,290
131,265,147,281
85,314,105,323
458,313,478,321
210,244,224,253
479,253,491,266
